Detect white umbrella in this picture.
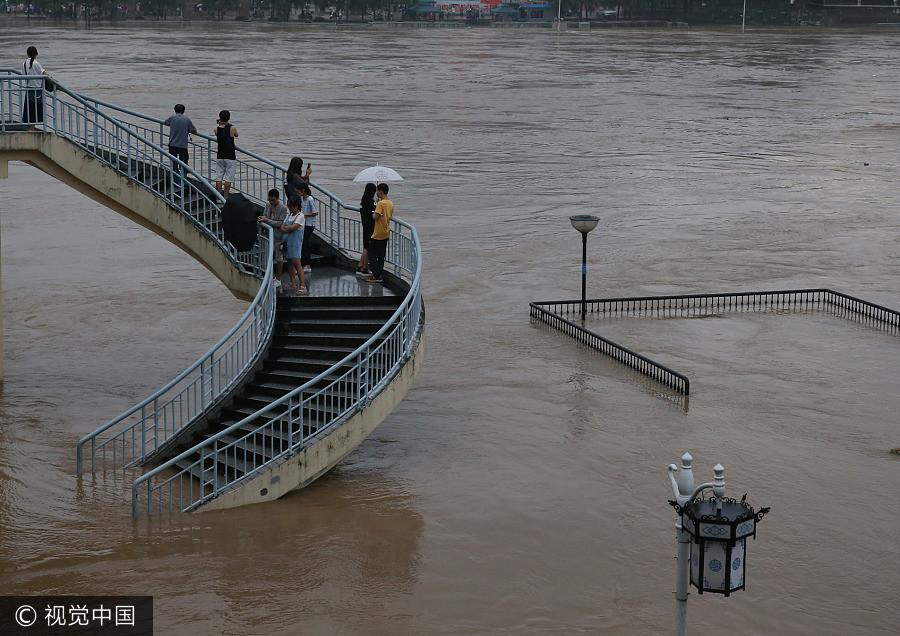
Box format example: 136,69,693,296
353,165,404,183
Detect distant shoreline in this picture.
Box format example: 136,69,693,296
4,11,900,28
0,14,692,29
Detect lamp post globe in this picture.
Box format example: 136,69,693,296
569,215,599,320
569,215,599,234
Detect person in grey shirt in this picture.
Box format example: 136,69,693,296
257,189,289,288
163,104,197,178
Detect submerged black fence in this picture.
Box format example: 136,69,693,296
530,288,900,395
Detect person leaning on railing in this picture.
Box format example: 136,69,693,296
281,196,308,295
23,46,50,132
163,103,197,181
214,109,238,198
257,188,289,288
284,156,312,202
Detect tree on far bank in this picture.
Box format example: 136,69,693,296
205,0,240,19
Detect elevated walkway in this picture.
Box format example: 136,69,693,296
0,132,258,299
0,69,424,515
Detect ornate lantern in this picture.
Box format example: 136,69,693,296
671,495,770,596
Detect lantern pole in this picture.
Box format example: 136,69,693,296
667,454,726,636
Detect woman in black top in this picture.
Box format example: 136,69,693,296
356,182,377,276
284,156,311,201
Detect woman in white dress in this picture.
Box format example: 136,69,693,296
23,46,49,131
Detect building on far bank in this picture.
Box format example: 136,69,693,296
520,2,554,19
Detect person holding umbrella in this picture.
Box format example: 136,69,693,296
366,183,393,284
352,165,402,281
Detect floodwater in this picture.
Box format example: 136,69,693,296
1,22,899,635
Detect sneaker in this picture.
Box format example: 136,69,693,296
303,266,311,273
274,279,282,288
365,276,383,283
356,268,372,277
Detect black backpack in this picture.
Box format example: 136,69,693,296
221,193,258,252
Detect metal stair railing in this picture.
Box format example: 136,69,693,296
0,71,424,511
133,219,423,516
68,85,414,281
0,70,244,260
70,91,372,260
77,227,275,474
0,70,278,474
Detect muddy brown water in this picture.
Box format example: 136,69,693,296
0,23,898,634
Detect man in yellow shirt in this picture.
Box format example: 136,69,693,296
366,183,393,283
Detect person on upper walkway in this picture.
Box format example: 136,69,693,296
214,109,238,198
284,156,311,202
23,46,50,131
164,104,197,179
299,184,318,274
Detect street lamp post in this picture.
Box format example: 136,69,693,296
569,214,599,321
667,453,770,636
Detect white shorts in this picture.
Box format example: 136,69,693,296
215,159,236,183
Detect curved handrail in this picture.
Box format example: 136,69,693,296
0,71,276,274
0,72,423,514
76,225,276,473
64,87,369,254
134,221,422,514
0,69,226,208
0,70,280,473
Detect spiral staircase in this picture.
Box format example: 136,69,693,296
0,69,424,515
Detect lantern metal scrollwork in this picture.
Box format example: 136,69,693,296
667,453,772,636
670,495,770,597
